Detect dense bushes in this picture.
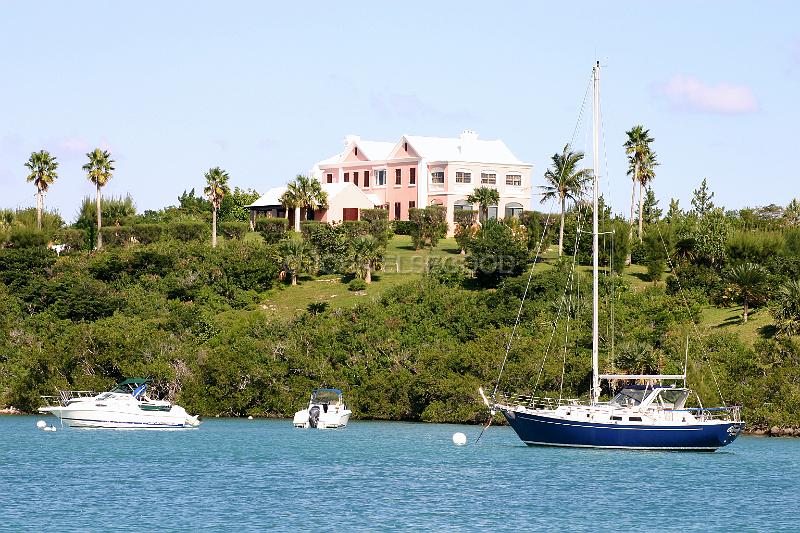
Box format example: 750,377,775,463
130,224,163,244
255,218,289,244
169,220,207,242
53,228,87,250
219,221,248,240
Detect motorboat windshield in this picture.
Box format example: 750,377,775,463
110,378,150,398
610,387,648,407
311,389,342,405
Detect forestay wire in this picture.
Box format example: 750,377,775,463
491,73,594,399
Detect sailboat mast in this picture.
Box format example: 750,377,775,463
591,61,600,405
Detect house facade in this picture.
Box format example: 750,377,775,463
312,130,533,231
246,182,379,229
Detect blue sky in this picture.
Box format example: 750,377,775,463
2,1,798,222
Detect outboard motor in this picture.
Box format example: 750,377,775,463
308,405,320,428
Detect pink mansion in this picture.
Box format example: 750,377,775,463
312,130,533,227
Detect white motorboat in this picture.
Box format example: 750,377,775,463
293,388,351,429
39,378,200,429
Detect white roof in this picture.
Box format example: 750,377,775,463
403,134,523,164
315,131,528,168
247,182,377,208
356,141,395,161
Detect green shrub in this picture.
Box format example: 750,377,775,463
348,278,367,291
255,218,289,244
100,226,133,247
53,228,87,251
8,227,48,248
392,220,416,235
302,222,349,274
169,221,207,242
426,257,467,286
408,206,447,249
131,224,164,244
465,220,529,287
342,220,369,240
360,208,391,247
219,221,249,240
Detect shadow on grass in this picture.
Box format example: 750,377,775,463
758,324,777,339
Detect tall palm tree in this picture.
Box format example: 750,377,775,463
25,150,59,230
725,262,769,323
350,235,382,283
280,175,328,232
203,167,230,248
82,149,115,249
279,236,315,285
624,125,657,244
539,144,592,256
467,186,500,223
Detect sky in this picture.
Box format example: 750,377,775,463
1,1,798,222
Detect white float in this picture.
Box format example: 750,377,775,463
452,432,467,446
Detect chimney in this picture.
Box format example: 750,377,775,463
459,129,478,142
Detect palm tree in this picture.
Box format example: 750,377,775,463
279,236,315,285
280,175,328,232
623,125,657,244
25,150,59,230
350,235,382,283
725,262,769,323
772,279,800,336
467,186,500,223
539,144,592,256
82,149,115,249
203,167,231,248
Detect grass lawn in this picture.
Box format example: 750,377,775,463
700,305,775,346
259,235,463,319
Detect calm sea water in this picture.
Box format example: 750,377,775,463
1,415,798,532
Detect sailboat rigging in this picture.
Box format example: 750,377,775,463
482,62,744,451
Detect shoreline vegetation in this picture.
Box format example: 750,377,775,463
3,152,800,433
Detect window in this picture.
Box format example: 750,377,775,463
353,171,359,186
409,200,415,210
456,171,471,183
326,173,333,183
453,200,473,211
488,206,498,220
364,170,370,187
431,171,444,184
506,173,522,186
355,147,358,156
505,202,523,219
344,172,350,183
376,170,387,186
410,168,416,185
395,168,402,185
394,202,401,220
404,141,408,152
481,172,496,185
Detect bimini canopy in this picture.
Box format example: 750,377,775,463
111,378,151,394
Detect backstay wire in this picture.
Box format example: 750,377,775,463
490,72,594,399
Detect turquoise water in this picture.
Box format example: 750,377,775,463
2,415,798,532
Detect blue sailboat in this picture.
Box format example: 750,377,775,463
484,63,744,451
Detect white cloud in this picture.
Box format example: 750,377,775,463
658,75,758,114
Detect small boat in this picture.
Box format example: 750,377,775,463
38,378,200,429
293,388,351,429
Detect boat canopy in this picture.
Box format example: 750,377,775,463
111,378,151,393
311,389,343,403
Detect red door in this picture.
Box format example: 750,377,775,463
343,208,359,221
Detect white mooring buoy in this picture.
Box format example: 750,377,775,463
36,420,47,429
248,415,254,420
43,426,57,432
452,432,467,446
